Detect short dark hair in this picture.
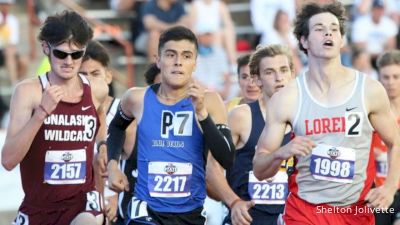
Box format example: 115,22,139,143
249,44,294,76
38,10,93,47
293,1,347,54
144,63,161,85
237,54,251,75
377,50,400,69
82,41,110,67
158,26,198,55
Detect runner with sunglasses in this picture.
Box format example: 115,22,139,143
51,46,86,60
1,11,107,225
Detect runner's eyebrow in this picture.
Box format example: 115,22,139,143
164,49,194,56
312,22,339,28
164,49,177,54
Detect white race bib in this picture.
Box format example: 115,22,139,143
44,149,86,185
148,162,192,198
248,170,288,205
310,144,355,183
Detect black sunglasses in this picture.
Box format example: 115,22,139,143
52,49,85,60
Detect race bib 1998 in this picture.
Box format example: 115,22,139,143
310,144,355,183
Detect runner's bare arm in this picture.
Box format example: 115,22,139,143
206,153,254,225
107,87,145,192
95,104,108,173
365,79,400,208
120,90,139,159
2,80,63,170
201,91,235,169
253,109,287,179
188,79,235,169
228,105,251,149
253,83,315,180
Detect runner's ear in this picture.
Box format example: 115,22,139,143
300,36,308,51
42,41,50,56
105,68,113,85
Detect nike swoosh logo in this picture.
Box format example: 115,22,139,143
82,106,92,111
181,104,191,108
346,107,357,111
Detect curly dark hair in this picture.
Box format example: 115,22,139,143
38,10,93,47
293,1,347,55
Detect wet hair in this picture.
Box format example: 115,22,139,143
38,10,93,47
293,1,347,54
249,44,294,76
158,26,198,55
376,50,400,69
237,54,251,75
144,63,161,85
82,41,110,67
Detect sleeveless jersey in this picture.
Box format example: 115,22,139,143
20,74,99,211
227,100,291,214
291,71,374,206
106,98,120,126
135,84,206,213
371,117,400,187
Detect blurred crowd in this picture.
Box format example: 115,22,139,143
0,0,400,127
